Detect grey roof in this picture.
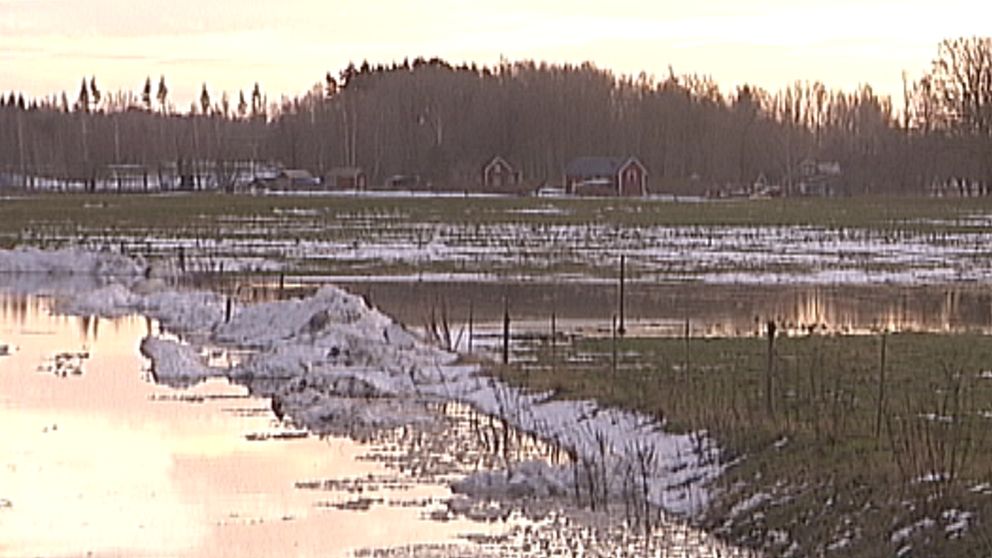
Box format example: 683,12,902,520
565,156,640,177
282,169,315,180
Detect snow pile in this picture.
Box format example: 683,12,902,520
138,289,225,334
58,283,138,317
424,381,721,514
452,461,569,499
140,337,212,387
0,247,145,277
218,287,453,433
0,247,725,517
0,247,148,296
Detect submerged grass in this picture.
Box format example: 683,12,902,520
5,193,992,283
497,331,992,556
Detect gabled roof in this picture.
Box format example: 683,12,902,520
483,155,514,172
565,156,644,177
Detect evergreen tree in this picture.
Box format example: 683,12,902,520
142,77,152,110
238,90,248,118
200,83,210,115
89,77,101,110
339,62,357,89
76,78,90,112
156,75,169,113
251,83,263,118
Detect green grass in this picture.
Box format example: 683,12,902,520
498,332,992,556
2,192,992,236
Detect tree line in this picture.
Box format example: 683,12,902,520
2,38,991,195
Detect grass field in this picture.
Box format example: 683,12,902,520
497,330,992,556
4,191,992,232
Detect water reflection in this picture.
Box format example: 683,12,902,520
0,293,498,558
332,281,992,338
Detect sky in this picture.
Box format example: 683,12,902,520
2,0,990,109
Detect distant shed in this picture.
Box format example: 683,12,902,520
326,167,367,190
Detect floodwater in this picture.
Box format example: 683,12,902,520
0,293,500,558
314,280,992,339
0,289,754,558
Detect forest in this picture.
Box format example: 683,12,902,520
1,37,991,196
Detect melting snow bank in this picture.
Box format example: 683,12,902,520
140,337,213,388
0,246,145,276
0,247,149,296
0,247,724,518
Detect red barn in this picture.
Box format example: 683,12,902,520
564,156,647,197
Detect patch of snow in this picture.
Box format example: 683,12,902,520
918,412,954,423
139,337,213,388
505,206,573,217
767,529,789,546
942,509,972,537
57,283,137,317
452,461,570,499
970,483,992,494
891,517,935,544
915,472,949,484
729,492,772,518
826,535,851,551
0,246,145,277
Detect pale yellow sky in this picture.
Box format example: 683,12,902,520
2,0,990,108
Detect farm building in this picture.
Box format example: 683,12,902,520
481,156,522,189
796,159,842,197
564,156,647,197
251,169,321,191
325,167,367,190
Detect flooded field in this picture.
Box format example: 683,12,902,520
336,280,992,339
0,293,500,557
7,195,992,285
211,278,992,352
5,195,992,556
0,289,751,557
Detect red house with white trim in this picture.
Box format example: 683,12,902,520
564,156,647,197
